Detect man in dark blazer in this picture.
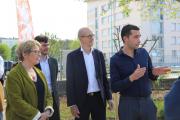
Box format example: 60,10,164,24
35,35,60,120
164,78,180,120
66,27,113,120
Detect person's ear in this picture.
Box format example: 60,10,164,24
123,36,128,43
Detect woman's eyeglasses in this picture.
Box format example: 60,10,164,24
31,50,41,55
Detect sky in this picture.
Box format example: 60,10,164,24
0,0,87,39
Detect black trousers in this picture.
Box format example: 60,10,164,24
49,92,60,120
75,92,106,120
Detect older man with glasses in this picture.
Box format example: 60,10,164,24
66,27,113,120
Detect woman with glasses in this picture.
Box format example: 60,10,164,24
5,40,54,120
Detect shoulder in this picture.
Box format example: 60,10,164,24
49,57,58,63
6,64,23,82
111,52,120,61
137,48,148,54
93,48,103,54
67,48,80,57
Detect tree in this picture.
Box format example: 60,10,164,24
0,43,11,60
117,0,180,19
11,44,18,61
85,0,180,19
68,39,80,49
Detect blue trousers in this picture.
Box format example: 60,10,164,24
118,96,157,120
0,112,3,120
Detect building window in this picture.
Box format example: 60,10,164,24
171,37,176,45
108,15,112,24
95,8,98,18
95,31,98,40
172,50,177,57
176,23,180,31
102,29,108,37
95,19,98,29
101,16,108,25
176,11,180,18
115,13,123,21
176,37,180,44
171,23,176,31
102,41,109,48
151,22,161,34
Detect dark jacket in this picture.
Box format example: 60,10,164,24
164,78,180,120
66,48,112,109
35,57,59,106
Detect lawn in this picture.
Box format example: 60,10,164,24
60,96,116,120
60,96,164,120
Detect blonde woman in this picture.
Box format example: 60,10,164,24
5,40,54,120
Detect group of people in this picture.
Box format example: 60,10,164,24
0,24,178,120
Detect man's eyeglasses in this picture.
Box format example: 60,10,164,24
80,34,95,39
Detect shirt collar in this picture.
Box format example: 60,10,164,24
40,55,49,62
119,46,138,56
81,47,93,54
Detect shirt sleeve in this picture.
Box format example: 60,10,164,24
110,57,133,93
147,55,158,80
0,56,4,78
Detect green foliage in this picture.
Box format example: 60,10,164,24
48,39,64,60
154,100,164,120
0,43,11,60
43,33,80,60
11,44,18,61
68,40,80,50
107,0,180,19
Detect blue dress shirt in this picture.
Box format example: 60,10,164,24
110,48,157,97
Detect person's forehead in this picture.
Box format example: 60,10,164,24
40,42,49,45
80,29,93,35
130,30,140,35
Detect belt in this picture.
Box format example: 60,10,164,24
87,91,100,96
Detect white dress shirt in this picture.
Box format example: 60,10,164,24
40,56,52,92
81,47,100,93
0,56,4,78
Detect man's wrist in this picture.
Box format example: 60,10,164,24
129,75,134,82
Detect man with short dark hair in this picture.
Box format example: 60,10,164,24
110,24,170,120
35,35,60,120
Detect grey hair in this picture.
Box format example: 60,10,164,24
16,40,41,61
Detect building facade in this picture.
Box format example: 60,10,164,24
86,0,180,66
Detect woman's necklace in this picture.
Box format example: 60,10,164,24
22,62,37,82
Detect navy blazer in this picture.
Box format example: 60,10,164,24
66,48,112,109
164,78,180,120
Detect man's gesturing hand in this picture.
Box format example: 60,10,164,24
129,64,146,82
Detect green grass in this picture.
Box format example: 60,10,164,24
60,96,116,120
154,99,164,120
60,97,164,120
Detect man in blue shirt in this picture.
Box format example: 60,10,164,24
110,24,170,120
